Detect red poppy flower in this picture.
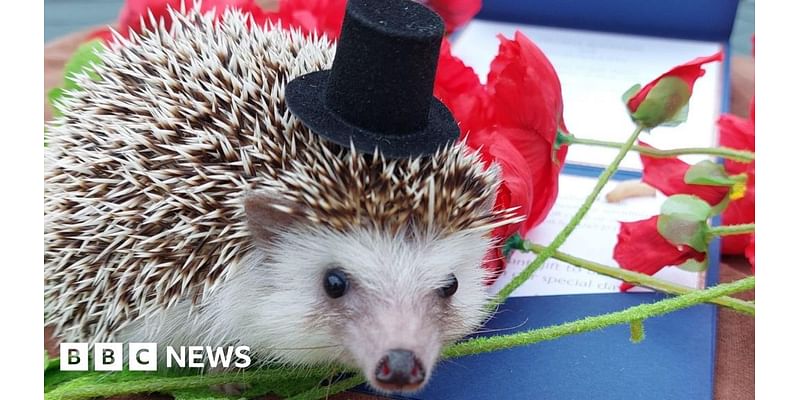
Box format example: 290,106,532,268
435,32,568,236
465,130,534,241
86,0,269,43
434,39,489,136
263,0,480,39
421,0,481,33
85,0,483,45
614,217,706,291
486,32,568,230
626,52,723,128
640,146,754,257
639,142,728,206
745,234,755,270
717,101,755,255
85,30,114,44
433,31,568,275
718,164,754,255
638,99,755,258
264,0,347,39
481,247,506,283
718,102,755,176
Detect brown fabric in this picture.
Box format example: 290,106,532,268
713,51,755,400
714,257,755,400
43,28,754,400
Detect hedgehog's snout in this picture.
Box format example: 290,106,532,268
340,296,443,394
373,349,426,391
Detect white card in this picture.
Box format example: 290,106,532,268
451,20,723,171
487,174,706,297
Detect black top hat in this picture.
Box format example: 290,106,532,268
285,0,459,159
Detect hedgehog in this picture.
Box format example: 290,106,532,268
44,1,520,393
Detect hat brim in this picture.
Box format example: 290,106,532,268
285,70,460,159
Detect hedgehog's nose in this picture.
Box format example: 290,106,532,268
374,349,425,390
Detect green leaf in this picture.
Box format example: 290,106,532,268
630,76,692,129
660,194,713,223
44,367,333,400
45,351,57,371
46,88,66,118
62,39,105,90
269,376,328,397
657,194,712,252
43,352,84,393
685,160,738,186
44,370,92,393
678,258,708,272
621,83,642,105
47,39,105,116
171,388,234,400
659,102,689,127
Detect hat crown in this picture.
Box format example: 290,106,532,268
285,0,459,158
325,0,445,135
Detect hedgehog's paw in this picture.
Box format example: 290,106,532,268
209,381,250,397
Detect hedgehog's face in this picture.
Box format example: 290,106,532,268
276,228,492,393
242,194,494,393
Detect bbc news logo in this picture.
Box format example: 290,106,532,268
60,343,251,371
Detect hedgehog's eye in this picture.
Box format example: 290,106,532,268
323,268,349,299
437,274,458,298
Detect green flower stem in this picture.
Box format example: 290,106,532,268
445,276,754,358
521,241,754,315
45,366,355,400
567,136,755,162
707,223,755,237
285,375,367,400
710,194,732,215
489,125,646,309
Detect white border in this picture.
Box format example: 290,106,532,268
756,2,800,399
0,0,45,395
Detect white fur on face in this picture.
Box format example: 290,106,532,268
118,225,494,391
240,226,493,381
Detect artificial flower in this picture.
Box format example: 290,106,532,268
487,32,568,230
718,99,755,176
89,0,483,43
614,217,706,291
640,149,754,257
434,31,568,274
264,0,346,38
639,97,755,257
421,0,481,33
639,142,728,205
434,39,489,135
264,0,479,39
86,0,269,42
717,100,755,255
466,130,534,241
718,166,754,255
626,52,723,128
745,234,755,270
615,52,736,282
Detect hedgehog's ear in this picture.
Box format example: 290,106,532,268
244,192,304,245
